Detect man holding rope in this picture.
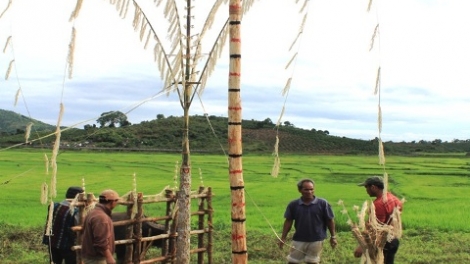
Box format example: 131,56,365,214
278,178,337,264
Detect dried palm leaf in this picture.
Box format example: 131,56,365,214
377,104,382,133
50,103,65,198
0,0,12,19
289,13,308,51
41,182,48,205
45,201,54,236
5,59,14,80
369,23,379,51
14,88,20,106
69,0,84,22
44,153,49,174
2,35,11,53
374,67,381,95
196,21,230,95
25,122,33,143
67,27,76,79
285,52,298,70
298,0,308,14
367,0,373,12
378,138,385,165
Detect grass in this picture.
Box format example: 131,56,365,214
1,149,470,262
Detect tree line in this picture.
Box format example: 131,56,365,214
1,109,469,155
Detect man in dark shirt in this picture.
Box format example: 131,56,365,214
278,178,337,264
43,186,84,264
81,189,120,264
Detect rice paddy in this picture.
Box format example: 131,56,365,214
1,150,470,263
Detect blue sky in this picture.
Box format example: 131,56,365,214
1,0,469,142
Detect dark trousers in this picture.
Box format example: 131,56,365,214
383,238,399,264
50,247,77,264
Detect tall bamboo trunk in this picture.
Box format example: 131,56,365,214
175,0,193,263
228,1,247,263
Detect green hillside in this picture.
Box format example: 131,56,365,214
0,109,56,134
1,109,469,154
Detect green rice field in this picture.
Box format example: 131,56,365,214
1,149,470,263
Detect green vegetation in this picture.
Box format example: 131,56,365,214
0,109,57,135
2,109,470,154
1,150,470,263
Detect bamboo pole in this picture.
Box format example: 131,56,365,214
228,1,247,263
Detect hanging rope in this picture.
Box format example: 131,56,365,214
0,0,58,198
367,0,390,197
196,93,229,161
2,1,43,145
271,0,311,177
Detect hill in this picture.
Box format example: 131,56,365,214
1,109,469,154
0,109,56,135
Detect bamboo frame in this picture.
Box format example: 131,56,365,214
71,188,213,264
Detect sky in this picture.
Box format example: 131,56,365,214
1,0,469,143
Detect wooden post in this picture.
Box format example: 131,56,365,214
133,193,143,264
75,192,86,264
125,192,135,263
197,187,205,264
163,189,174,264
207,187,213,264
169,191,178,264
228,1,247,264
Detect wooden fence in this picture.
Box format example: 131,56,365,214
71,187,213,263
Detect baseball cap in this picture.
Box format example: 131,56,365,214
357,176,384,187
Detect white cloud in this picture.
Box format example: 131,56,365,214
1,0,469,142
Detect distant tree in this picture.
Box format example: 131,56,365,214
121,120,131,127
84,124,97,130
283,121,293,127
263,118,273,125
97,111,130,128
156,114,165,120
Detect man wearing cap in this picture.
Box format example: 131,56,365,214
81,189,120,264
278,178,337,264
43,186,84,264
355,176,403,264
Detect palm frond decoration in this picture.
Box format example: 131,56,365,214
339,199,403,264
101,0,257,101
67,1,260,262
